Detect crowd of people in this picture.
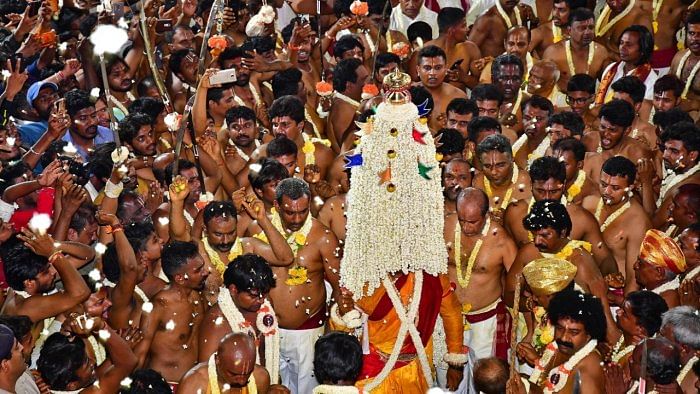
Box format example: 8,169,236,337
0,0,698,391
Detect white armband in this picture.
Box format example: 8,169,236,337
330,303,362,329
104,181,124,199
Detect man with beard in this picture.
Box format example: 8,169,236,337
0,318,42,393
63,89,114,161
222,106,263,189
652,75,684,115
519,290,606,393
546,112,584,152
470,84,519,144
283,19,322,112
442,159,472,215
530,0,576,57
504,157,616,274
669,11,700,113
446,98,478,141
491,54,526,131
180,333,271,393
611,76,657,146
552,137,597,205
134,241,210,387
582,100,654,187
153,160,208,240
416,46,468,134
582,156,651,292
635,229,686,308
217,47,258,111
469,0,536,58
659,306,700,391
565,74,598,133
105,59,136,120
266,178,342,394
506,200,604,300
442,188,517,361
18,81,59,147
596,26,657,106
272,69,325,144
595,0,651,62
479,27,532,85
328,59,368,153
543,8,610,93
425,8,483,90
665,184,700,239
198,254,277,366
118,113,158,199
511,95,554,169
168,49,200,112
192,73,236,137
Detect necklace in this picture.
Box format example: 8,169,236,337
87,335,107,366
313,385,362,394
627,381,640,394
527,136,551,169
207,353,258,394
533,306,555,350
483,165,519,211
183,209,195,226
566,171,586,202
658,162,700,206
305,108,323,139
677,355,699,384
228,138,260,162
595,198,631,232
202,236,243,276
217,288,279,384
552,22,564,43
595,0,636,37
565,40,595,76
453,217,490,289
134,286,148,302
541,239,592,260
270,207,313,286
495,0,521,28
611,335,635,363
652,0,663,36
512,134,527,156
651,277,680,294
684,265,700,282
530,341,558,384
544,340,598,394
675,51,700,99
334,91,360,108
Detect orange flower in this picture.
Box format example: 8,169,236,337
362,83,379,96
391,42,410,59
350,0,369,16
316,81,334,97
39,31,57,48
208,35,228,57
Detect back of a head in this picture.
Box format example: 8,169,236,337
120,369,172,394
646,337,682,385
473,357,509,394
223,254,276,293
314,332,363,385
161,241,199,280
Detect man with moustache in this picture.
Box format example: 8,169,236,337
221,106,262,189
659,306,700,392
18,81,60,147
511,95,554,170
669,11,700,113
525,61,567,109
106,58,136,119
118,113,158,199
552,137,597,206
470,84,519,143
469,0,537,58
192,71,237,137
389,0,439,40
635,229,686,308
652,75,684,115
479,27,532,85
169,49,200,112
530,0,577,57
63,89,114,161
442,159,472,215
446,98,479,141
491,54,526,130
595,0,652,62
665,184,700,239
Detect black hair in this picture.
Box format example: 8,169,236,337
407,21,433,44
37,332,87,391
128,97,165,121
417,45,447,63
119,113,153,144
124,220,157,254
456,187,490,216
313,332,363,385
375,53,401,73
102,242,122,283
206,86,233,107
136,77,159,98
567,74,596,94
626,291,669,336
332,58,363,92
203,201,237,226
653,107,694,130
333,0,354,16
611,76,646,104
267,136,299,158
333,35,365,59
249,158,290,191
268,95,305,124
467,116,501,144
164,159,196,186
646,338,682,385
492,54,523,80
409,86,434,115
523,200,572,235
686,9,700,31
250,36,276,54
218,47,251,66
161,241,200,280
548,111,584,137
569,7,594,24
547,290,607,342
223,254,275,293
660,121,700,154
69,203,97,235
602,156,637,185
0,315,32,341
438,7,466,33
447,98,478,118
506,25,531,42
87,142,117,181
225,106,257,125
0,161,30,195
599,99,635,128
653,75,684,97
1,240,49,291
436,128,465,155
529,156,566,183
476,134,512,159
620,25,654,66
552,138,586,162
168,49,195,76
64,89,93,118
275,178,311,203
272,68,303,99
522,95,554,117
472,84,504,106
119,369,172,394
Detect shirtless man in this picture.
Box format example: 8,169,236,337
191,73,237,137
669,11,700,113
635,229,685,307
491,54,527,130
328,58,367,153
442,159,473,215
266,178,343,394
565,74,599,133
526,60,568,108
221,106,263,189
583,100,655,186
652,75,684,115
594,0,652,61
472,134,532,224
152,160,206,241
444,188,517,360
530,0,575,57
511,95,555,170
469,0,537,58
470,84,519,144
415,45,468,132
649,0,695,73
504,157,617,274
134,241,209,386
543,8,610,92
480,27,533,84
552,137,597,205
180,333,270,393
582,156,652,292
611,76,657,146
426,8,483,90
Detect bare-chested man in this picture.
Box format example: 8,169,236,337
491,54,528,131
611,76,657,146
582,156,652,292
479,26,533,84
318,157,351,242
669,11,700,113
511,95,555,170
543,8,610,92
443,159,473,215
426,8,483,90
416,45,468,132
469,0,537,58
649,0,695,73
267,178,343,394
472,134,532,224
327,58,367,153
525,60,568,108
551,137,597,205
530,0,573,57
470,84,520,144
565,74,599,133
594,0,652,61
134,240,209,386
504,156,618,274
444,188,517,360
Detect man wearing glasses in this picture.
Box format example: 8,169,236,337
566,74,599,136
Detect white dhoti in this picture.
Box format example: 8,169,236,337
279,326,324,394
464,299,502,360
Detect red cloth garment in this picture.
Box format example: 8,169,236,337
465,300,512,360
297,301,328,330
9,187,55,231
651,47,677,69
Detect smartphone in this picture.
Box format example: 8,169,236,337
451,59,464,70
163,0,176,11
54,98,66,115
155,19,172,33
11,53,24,73
28,1,41,16
299,14,310,25
209,68,237,85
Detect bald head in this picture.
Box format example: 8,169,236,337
456,187,489,216
216,333,257,387
473,357,509,394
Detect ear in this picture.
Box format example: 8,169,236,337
67,228,78,242
634,102,642,113
22,279,35,294
228,284,239,295
688,150,699,163
576,161,583,170
298,120,306,131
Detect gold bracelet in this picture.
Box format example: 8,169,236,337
48,250,63,263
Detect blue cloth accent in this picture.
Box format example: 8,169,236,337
18,120,48,148
61,125,115,161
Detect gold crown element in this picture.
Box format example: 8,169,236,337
522,258,577,296
382,68,412,104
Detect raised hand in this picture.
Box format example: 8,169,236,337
168,175,190,202
17,227,56,258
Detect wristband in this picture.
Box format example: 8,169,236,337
103,223,123,234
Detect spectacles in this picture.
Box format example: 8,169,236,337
566,96,592,105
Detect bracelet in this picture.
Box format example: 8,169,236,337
103,223,123,234
29,147,43,155
104,180,124,199
443,351,469,367
57,71,65,81
48,250,63,263
324,31,335,40
330,303,363,329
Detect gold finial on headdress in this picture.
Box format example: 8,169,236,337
382,68,412,104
